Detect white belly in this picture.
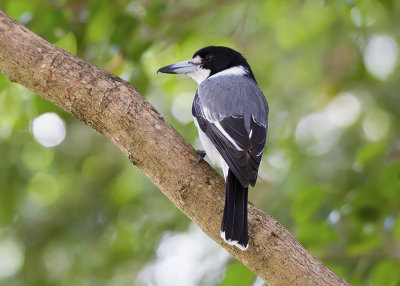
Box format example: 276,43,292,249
194,118,229,179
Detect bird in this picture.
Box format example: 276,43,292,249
158,46,268,250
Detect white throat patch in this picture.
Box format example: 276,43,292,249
187,69,211,84
188,65,248,85
187,56,211,84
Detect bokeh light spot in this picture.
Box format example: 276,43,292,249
350,7,362,27
32,113,66,147
363,35,398,80
137,224,229,286
362,109,391,142
0,235,24,280
327,210,340,225
325,92,361,127
295,112,339,155
43,245,71,281
171,93,193,124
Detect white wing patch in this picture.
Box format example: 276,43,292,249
214,122,244,151
200,106,216,123
255,148,264,156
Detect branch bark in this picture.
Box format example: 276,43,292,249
0,10,350,286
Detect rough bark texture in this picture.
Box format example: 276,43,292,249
0,10,350,286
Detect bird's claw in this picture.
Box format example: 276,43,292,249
195,149,206,165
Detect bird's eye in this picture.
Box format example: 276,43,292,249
204,54,212,62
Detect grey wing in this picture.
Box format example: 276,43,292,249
193,77,268,187
197,75,269,127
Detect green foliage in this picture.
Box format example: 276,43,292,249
1,0,400,285
55,32,77,55
371,260,400,286
355,143,385,167
292,185,325,223
220,262,255,286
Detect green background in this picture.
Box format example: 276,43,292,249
0,0,400,285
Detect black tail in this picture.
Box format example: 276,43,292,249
220,169,249,250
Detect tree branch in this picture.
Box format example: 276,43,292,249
0,10,350,286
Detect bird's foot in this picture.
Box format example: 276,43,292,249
195,149,206,165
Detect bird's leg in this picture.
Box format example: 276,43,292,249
195,149,206,165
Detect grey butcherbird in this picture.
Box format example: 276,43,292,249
158,46,268,250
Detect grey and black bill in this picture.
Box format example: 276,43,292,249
158,46,269,250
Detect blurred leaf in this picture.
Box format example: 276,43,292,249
371,260,400,286
111,220,138,257
292,185,325,223
105,169,144,207
220,262,255,286
297,222,336,246
325,263,348,284
355,143,385,166
347,234,381,256
82,155,114,183
28,172,60,205
380,161,400,200
55,32,77,55
87,8,113,43
0,74,8,89
5,0,35,19
393,218,400,242
352,192,386,222
21,142,54,170
270,1,334,50
34,94,67,116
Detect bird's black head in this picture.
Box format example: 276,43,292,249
192,46,254,78
158,46,256,84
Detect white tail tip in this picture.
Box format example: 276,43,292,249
220,231,248,251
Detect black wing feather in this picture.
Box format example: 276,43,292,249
248,119,267,185
193,92,267,187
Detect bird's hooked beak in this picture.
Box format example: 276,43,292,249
157,59,199,74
